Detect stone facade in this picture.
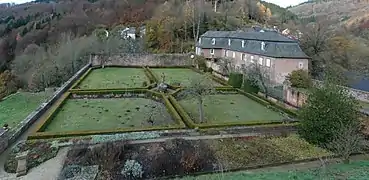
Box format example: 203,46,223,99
201,48,309,85
0,63,91,155
91,53,194,67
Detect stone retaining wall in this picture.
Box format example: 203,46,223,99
0,63,91,155
91,53,194,67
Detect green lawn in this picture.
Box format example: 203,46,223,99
178,160,369,180
43,98,176,132
360,101,369,109
179,94,285,124
151,68,222,87
78,68,149,89
0,92,50,128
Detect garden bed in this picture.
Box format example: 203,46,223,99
177,91,286,124
0,92,50,127
149,68,223,87
40,97,177,133
76,67,149,89
60,135,331,179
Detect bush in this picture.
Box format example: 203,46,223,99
206,67,213,73
228,73,243,88
142,81,148,87
121,160,144,178
242,78,259,93
194,56,207,71
286,69,312,89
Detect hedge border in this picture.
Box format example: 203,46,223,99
69,68,92,90
32,92,71,133
69,66,152,91
145,66,231,89
28,89,186,139
169,87,298,129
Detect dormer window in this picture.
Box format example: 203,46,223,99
211,38,216,45
241,40,245,48
228,39,231,46
261,42,266,51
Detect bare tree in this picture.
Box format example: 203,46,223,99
217,57,236,75
326,121,366,164
242,63,271,98
178,74,216,123
191,0,205,44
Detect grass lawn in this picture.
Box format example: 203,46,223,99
205,135,331,170
178,94,285,124
0,92,50,128
360,101,369,109
150,68,222,87
179,160,369,180
78,68,149,89
42,98,176,132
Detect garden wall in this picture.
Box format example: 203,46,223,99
0,63,91,155
91,53,194,67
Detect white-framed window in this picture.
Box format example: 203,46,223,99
232,52,235,58
211,38,216,45
210,49,214,55
241,53,246,61
259,57,263,65
241,40,245,48
266,58,271,67
250,56,254,63
299,62,304,69
261,42,266,51
225,50,228,57
228,39,231,46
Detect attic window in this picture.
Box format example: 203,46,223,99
211,38,216,45
228,39,231,46
261,42,266,51
241,40,245,48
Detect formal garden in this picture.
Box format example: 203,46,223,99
2,65,369,180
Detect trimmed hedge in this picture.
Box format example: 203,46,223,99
33,92,71,133
243,78,260,93
195,120,298,129
69,88,151,96
70,68,92,90
146,65,194,69
92,65,145,68
28,125,183,139
228,73,243,88
168,95,196,128
162,95,186,127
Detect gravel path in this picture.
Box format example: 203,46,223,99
0,147,69,180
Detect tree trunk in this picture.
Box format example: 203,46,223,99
198,97,205,123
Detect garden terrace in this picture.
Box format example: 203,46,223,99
147,67,227,87
170,88,296,129
29,90,184,139
73,67,151,90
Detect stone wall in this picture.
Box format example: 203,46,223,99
283,85,308,108
0,63,91,155
91,53,194,67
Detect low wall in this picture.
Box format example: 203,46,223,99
92,53,194,67
0,63,91,155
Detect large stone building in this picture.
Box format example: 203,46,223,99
195,30,309,84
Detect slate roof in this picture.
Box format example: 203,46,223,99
197,31,309,59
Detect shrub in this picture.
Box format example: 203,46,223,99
194,56,207,71
242,78,260,93
121,160,144,178
206,67,213,73
286,69,312,89
228,73,243,88
142,81,148,87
